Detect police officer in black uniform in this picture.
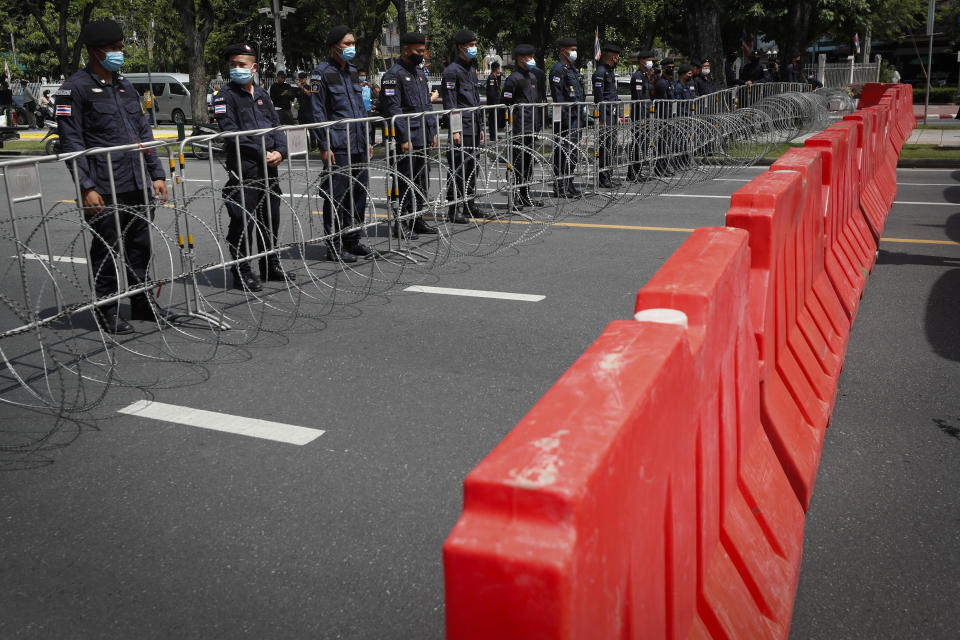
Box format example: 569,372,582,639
592,42,621,188
677,64,697,99
548,36,583,198
786,55,802,83
693,59,716,96
501,44,544,210
627,50,655,182
214,43,293,291
486,61,504,140
740,51,765,84
652,58,677,177
441,29,489,222
380,32,439,236
269,70,296,125
310,25,375,263
56,19,170,334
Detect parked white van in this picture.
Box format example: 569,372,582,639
124,73,193,123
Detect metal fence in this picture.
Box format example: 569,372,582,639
0,82,851,463
805,55,882,88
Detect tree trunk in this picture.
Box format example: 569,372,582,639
781,0,815,75
393,0,408,36
683,0,725,87
173,0,214,124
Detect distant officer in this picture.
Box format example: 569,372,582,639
786,55,802,83
694,58,716,96
627,50,655,182
592,42,621,188
269,70,296,124
676,64,696,99
486,61,504,140
652,58,677,177
740,51,765,84
56,18,170,334
501,44,543,210
441,29,489,222
763,58,780,83
724,51,741,86
310,25,375,263
380,32,439,236
548,36,584,198
214,42,294,291
296,71,313,124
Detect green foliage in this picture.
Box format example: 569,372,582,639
913,86,959,104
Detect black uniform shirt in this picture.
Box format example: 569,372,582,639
55,65,165,194
591,62,618,124
501,66,542,133
269,80,295,110
309,57,369,154
549,60,584,128
213,80,288,175
441,56,483,138
486,74,502,105
380,59,438,147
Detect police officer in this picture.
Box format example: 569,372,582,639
763,58,780,83
486,61,504,140
269,70,296,125
380,32,439,236
55,18,170,334
627,50,655,182
676,64,696,99
441,29,489,222
548,36,584,198
693,58,716,96
786,55,802,83
740,51,765,84
501,44,544,210
310,25,375,263
214,43,293,291
653,58,677,177
724,51,741,87
592,42,621,188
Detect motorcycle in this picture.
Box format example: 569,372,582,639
41,119,60,155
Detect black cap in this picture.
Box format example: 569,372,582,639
80,19,123,47
514,44,535,57
600,42,620,53
661,58,675,67
277,70,287,77
297,71,309,79
400,32,426,45
679,64,692,75
327,25,351,47
453,30,476,45
490,61,500,70
636,50,654,59
221,42,258,60
556,36,577,48
690,59,702,67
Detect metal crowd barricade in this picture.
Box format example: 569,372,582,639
0,82,847,458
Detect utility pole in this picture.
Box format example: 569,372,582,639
923,0,934,125
146,17,157,128
258,0,296,73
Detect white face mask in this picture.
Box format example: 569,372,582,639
644,60,653,70
567,50,577,63
702,67,711,76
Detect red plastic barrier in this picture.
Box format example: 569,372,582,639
443,228,804,639
843,109,888,240
725,171,832,509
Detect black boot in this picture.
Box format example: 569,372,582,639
130,294,177,323
95,307,134,334
232,267,263,291
261,256,296,282
412,216,438,234
448,204,468,224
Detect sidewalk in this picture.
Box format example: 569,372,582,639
912,104,959,120
906,127,960,146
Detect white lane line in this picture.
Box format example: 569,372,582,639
712,178,752,182
118,400,324,445
16,253,87,264
893,200,960,207
404,285,544,302
661,193,730,199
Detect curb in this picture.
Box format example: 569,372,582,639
895,158,960,168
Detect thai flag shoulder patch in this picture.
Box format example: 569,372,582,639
56,105,71,116
384,88,395,96
214,104,227,114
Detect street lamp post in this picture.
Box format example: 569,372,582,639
258,0,296,73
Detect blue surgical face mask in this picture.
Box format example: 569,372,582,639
525,58,536,69
567,50,578,63
340,46,356,61
100,50,124,71
465,46,478,59
230,67,253,84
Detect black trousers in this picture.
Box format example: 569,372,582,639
87,189,153,315
394,148,428,218
552,124,581,184
321,152,369,248
511,134,535,195
277,108,295,126
629,119,650,173
446,134,478,207
598,122,618,180
487,107,506,141
223,168,282,273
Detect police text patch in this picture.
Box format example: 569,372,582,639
54,89,71,96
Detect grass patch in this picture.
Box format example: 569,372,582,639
899,144,960,160
0,139,48,152
915,124,960,130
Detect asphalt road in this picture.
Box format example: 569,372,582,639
1,166,957,639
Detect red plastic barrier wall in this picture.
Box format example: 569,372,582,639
442,87,914,639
